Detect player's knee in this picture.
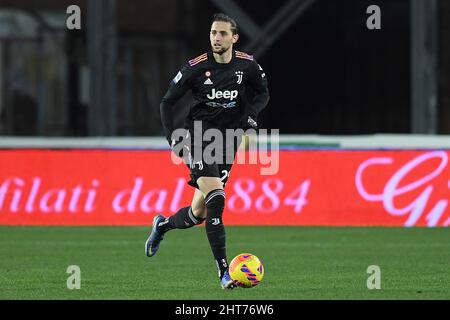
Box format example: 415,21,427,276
197,177,223,195
192,205,207,220
204,189,225,220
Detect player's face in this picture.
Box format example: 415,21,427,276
210,21,238,55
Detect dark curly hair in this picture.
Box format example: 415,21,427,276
212,13,238,35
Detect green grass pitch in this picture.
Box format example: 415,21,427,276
0,226,449,299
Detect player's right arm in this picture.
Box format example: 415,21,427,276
160,64,193,145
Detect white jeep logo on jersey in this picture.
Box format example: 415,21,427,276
207,88,238,101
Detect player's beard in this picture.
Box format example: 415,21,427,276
212,44,230,55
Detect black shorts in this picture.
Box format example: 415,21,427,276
180,126,243,189
186,161,234,189
185,140,241,190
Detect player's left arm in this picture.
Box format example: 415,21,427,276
245,61,270,127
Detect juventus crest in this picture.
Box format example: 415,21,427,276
235,71,243,84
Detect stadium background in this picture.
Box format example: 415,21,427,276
0,0,449,136
0,0,449,300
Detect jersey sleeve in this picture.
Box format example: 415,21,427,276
246,60,270,118
160,64,194,144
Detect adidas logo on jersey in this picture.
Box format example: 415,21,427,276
207,88,238,101
204,78,213,85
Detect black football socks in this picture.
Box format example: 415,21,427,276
204,189,229,279
157,189,229,279
157,206,205,234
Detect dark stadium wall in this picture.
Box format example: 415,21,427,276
1,0,448,135
439,0,450,134
198,0,412,134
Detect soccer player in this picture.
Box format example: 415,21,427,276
145,13,269,289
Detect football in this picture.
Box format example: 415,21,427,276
229,253,264,288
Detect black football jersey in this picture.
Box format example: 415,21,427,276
160,50,269,142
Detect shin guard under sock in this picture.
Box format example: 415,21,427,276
204,189,228,278
158,206,205,233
